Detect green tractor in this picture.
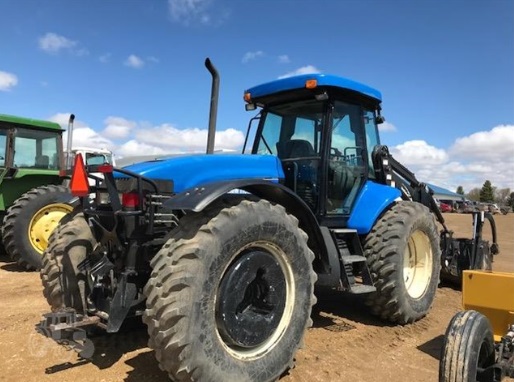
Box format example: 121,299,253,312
0,114,73,270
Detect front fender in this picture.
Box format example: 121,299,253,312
347,181,401,234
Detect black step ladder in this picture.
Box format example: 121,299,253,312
331,228,376,294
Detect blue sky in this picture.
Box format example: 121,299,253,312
1,0,513,193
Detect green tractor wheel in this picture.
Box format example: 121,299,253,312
28,203,73,254
2,185,74,271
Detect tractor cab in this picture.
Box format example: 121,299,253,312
0,114,64,207
244,74,384,223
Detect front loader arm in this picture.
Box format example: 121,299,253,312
372,145,448,232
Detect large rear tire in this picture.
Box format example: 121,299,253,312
40,210,94,312
363,201,441,324
2,185,74,271
439,310,496,382
143,199,316,382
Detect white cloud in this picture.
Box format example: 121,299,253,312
66,127,113,150
214,128,246,150
389,125,514,191
47,113,79,128
450,125,514,162
278,65,320,79
131,124,245,154
74,48,90,57
102,116,137,139
242,50,264,63
99,53,111,63
278,55,291,64
147,56,160,63
48,113,114,150
390,140,449,166
168,0,209,22
378,121,397,132
0,71,18,91
168,0,228,26
117,140,167,157
124,54,145,69
38,32,77,53
47,114,245,159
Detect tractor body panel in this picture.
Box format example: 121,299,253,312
347,181,401,234
245,73,382,102
462,270,514,341
120,154,285,193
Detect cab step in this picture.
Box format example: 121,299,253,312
330,228,376,294
348,284,377,294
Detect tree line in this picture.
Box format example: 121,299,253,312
456,181,514,210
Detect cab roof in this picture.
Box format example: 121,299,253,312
245,73,382,102
0,113,63,131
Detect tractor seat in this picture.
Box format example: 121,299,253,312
34,155,50,169
327,160,356,212
278,139,316,159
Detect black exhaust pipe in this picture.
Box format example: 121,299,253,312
205,58,219,154
66,113,75,169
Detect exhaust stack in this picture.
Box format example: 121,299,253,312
205,58,219,154
66,113,75,169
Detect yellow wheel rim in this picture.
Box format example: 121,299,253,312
403,230,433,299
28,203,73,254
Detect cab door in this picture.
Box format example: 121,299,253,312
325,101,368,215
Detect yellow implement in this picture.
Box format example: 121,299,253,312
440,270,514,381
462,270,514,342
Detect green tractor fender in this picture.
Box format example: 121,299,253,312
0,170,61,213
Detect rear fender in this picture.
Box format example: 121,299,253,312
164,179,331,273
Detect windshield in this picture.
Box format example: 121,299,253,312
13,128,60,169
0,130,6,167
253,99,325,158
86,153,113,165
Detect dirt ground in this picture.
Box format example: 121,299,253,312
0,213,512,382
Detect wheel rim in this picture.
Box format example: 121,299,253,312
215,241,295,360
476,338,493,376
28,203,73,254
403,230,433,299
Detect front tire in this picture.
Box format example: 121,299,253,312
439,310,496,382
143,199,316,382
363,201,441,324
2,185,74,270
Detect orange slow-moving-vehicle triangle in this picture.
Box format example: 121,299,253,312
70,153,90,197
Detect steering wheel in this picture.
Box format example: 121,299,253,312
330,147,343,160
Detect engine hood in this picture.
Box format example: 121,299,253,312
119,154,285,193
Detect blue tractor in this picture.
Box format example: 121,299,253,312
38,59,445,381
